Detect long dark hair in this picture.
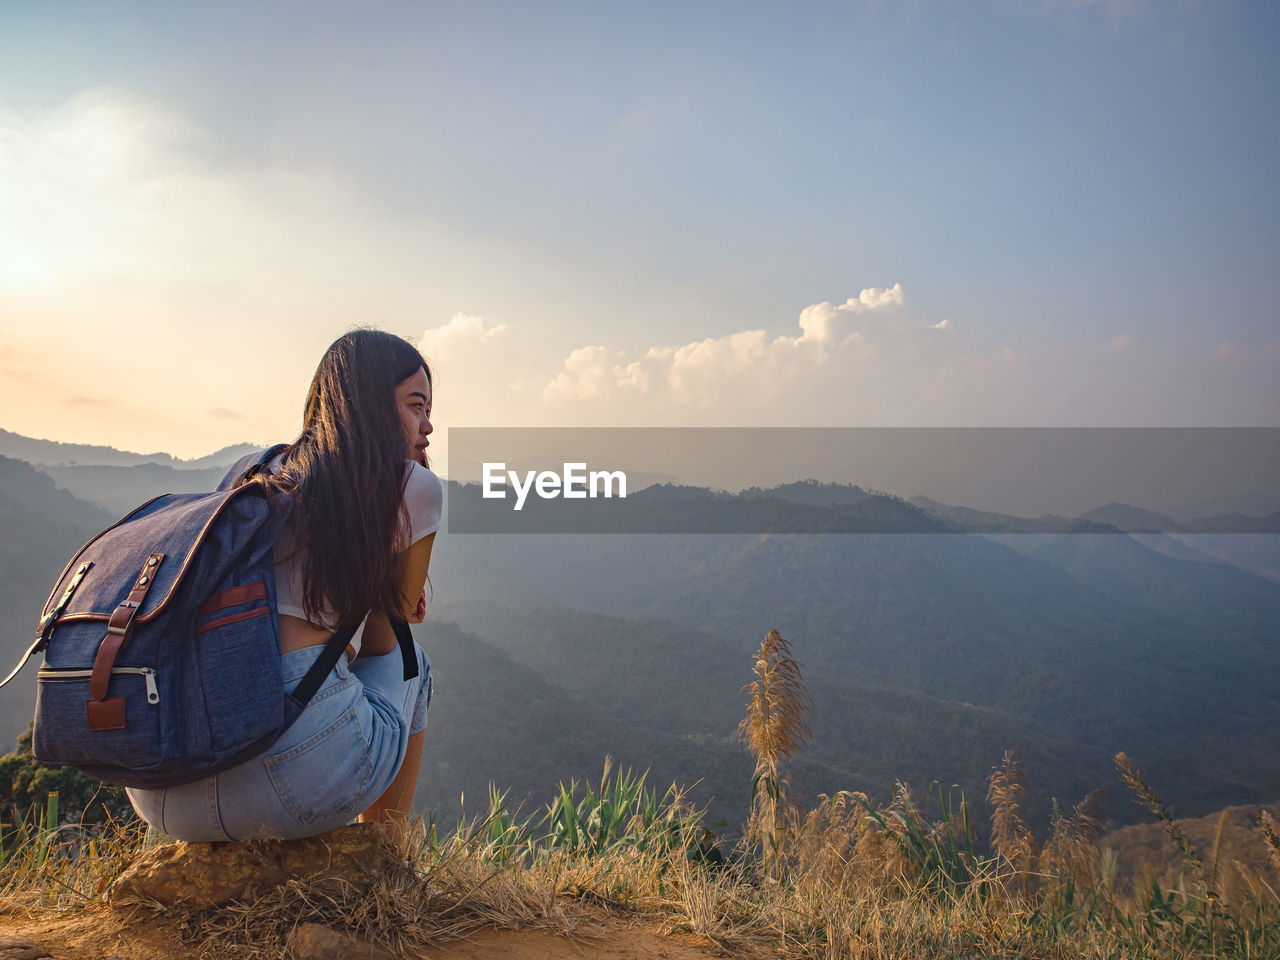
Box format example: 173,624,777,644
271,329,430,626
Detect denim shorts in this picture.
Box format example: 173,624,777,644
126,641,431,842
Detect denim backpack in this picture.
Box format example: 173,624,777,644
0,445,418,789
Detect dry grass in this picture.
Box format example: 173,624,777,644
8,762,1280,960
987,748,1036,896
1260,809,1280,873
5,630,1280,959
737,629,811,874
1,803,146,914
178,824,612,958
1115,751,1204,879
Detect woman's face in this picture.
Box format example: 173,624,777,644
395,367,433,462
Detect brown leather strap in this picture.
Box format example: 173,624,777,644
88,554,163,708
196,580,267,619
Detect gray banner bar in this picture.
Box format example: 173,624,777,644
445,428,1280,534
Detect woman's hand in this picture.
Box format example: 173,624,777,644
408,589,427,624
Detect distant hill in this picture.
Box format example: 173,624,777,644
744,479,873,507
1156,533,1280,584
38,463,231,516
1080,502,1182,532
2,429,1277,837
427,527,1280,825
448,480,952,533
1080,502,1280,535
430,600,1104,834
0,428,269,516
364,618,866,834
909,495,1066,533
0,455,116,533
990,532,1280,643
909,495,1280,536
0,427,257,470
1101,801,1280,892
0,456,116,737
451,478,1280,535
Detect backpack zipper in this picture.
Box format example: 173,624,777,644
37,666,159,705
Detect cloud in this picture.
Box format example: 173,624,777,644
794,284,905,343
543,284,908,407
1213,339,1280,367
1105,334,1135,352
0,88,486,456
1001,346,1029,368
544,345,616,401
410,312,535,428
530,286,1085,427
536,284,1028,423
418,313,508,363
207,407,244,420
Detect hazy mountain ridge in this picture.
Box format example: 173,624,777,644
0,427,257,470
430,599,1108,831
450,478,1280,535
448,480,952,534
38,463,232,517
1079,501,1280,534
0,455,117,533
2,425,1271,535
426,528,1280,822
412,618,818,830
1,432,1276,835
910,493,1280,535
0,457,117,736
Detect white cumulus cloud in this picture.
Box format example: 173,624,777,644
543,345,616,401
543,284,910,409
418,313,508,362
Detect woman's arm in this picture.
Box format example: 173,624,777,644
360,532,435,656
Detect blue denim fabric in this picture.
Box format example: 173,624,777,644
126,641,431,842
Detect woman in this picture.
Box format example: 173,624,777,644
126,329,440,841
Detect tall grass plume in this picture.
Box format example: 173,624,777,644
737,628,811,874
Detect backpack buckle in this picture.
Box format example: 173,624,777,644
106,600,141,637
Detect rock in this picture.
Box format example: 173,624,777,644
0,934,52,959
286,923,397,960
110,823,398,910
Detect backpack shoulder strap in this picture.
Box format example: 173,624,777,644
287,614,419,708
217,443,290,492
394,618,419,681
289,620,361,708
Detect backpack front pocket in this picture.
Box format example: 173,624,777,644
193,579,283,755
33,666,163,771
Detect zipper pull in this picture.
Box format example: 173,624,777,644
142,668,159,705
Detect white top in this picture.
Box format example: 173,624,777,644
271,461,442,651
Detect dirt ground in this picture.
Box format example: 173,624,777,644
0,908,736,960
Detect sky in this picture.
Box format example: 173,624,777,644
1,0,1277,461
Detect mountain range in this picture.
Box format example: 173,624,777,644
0,431,1276,836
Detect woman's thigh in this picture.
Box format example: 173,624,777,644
127,642,429,841
348,640,432,743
